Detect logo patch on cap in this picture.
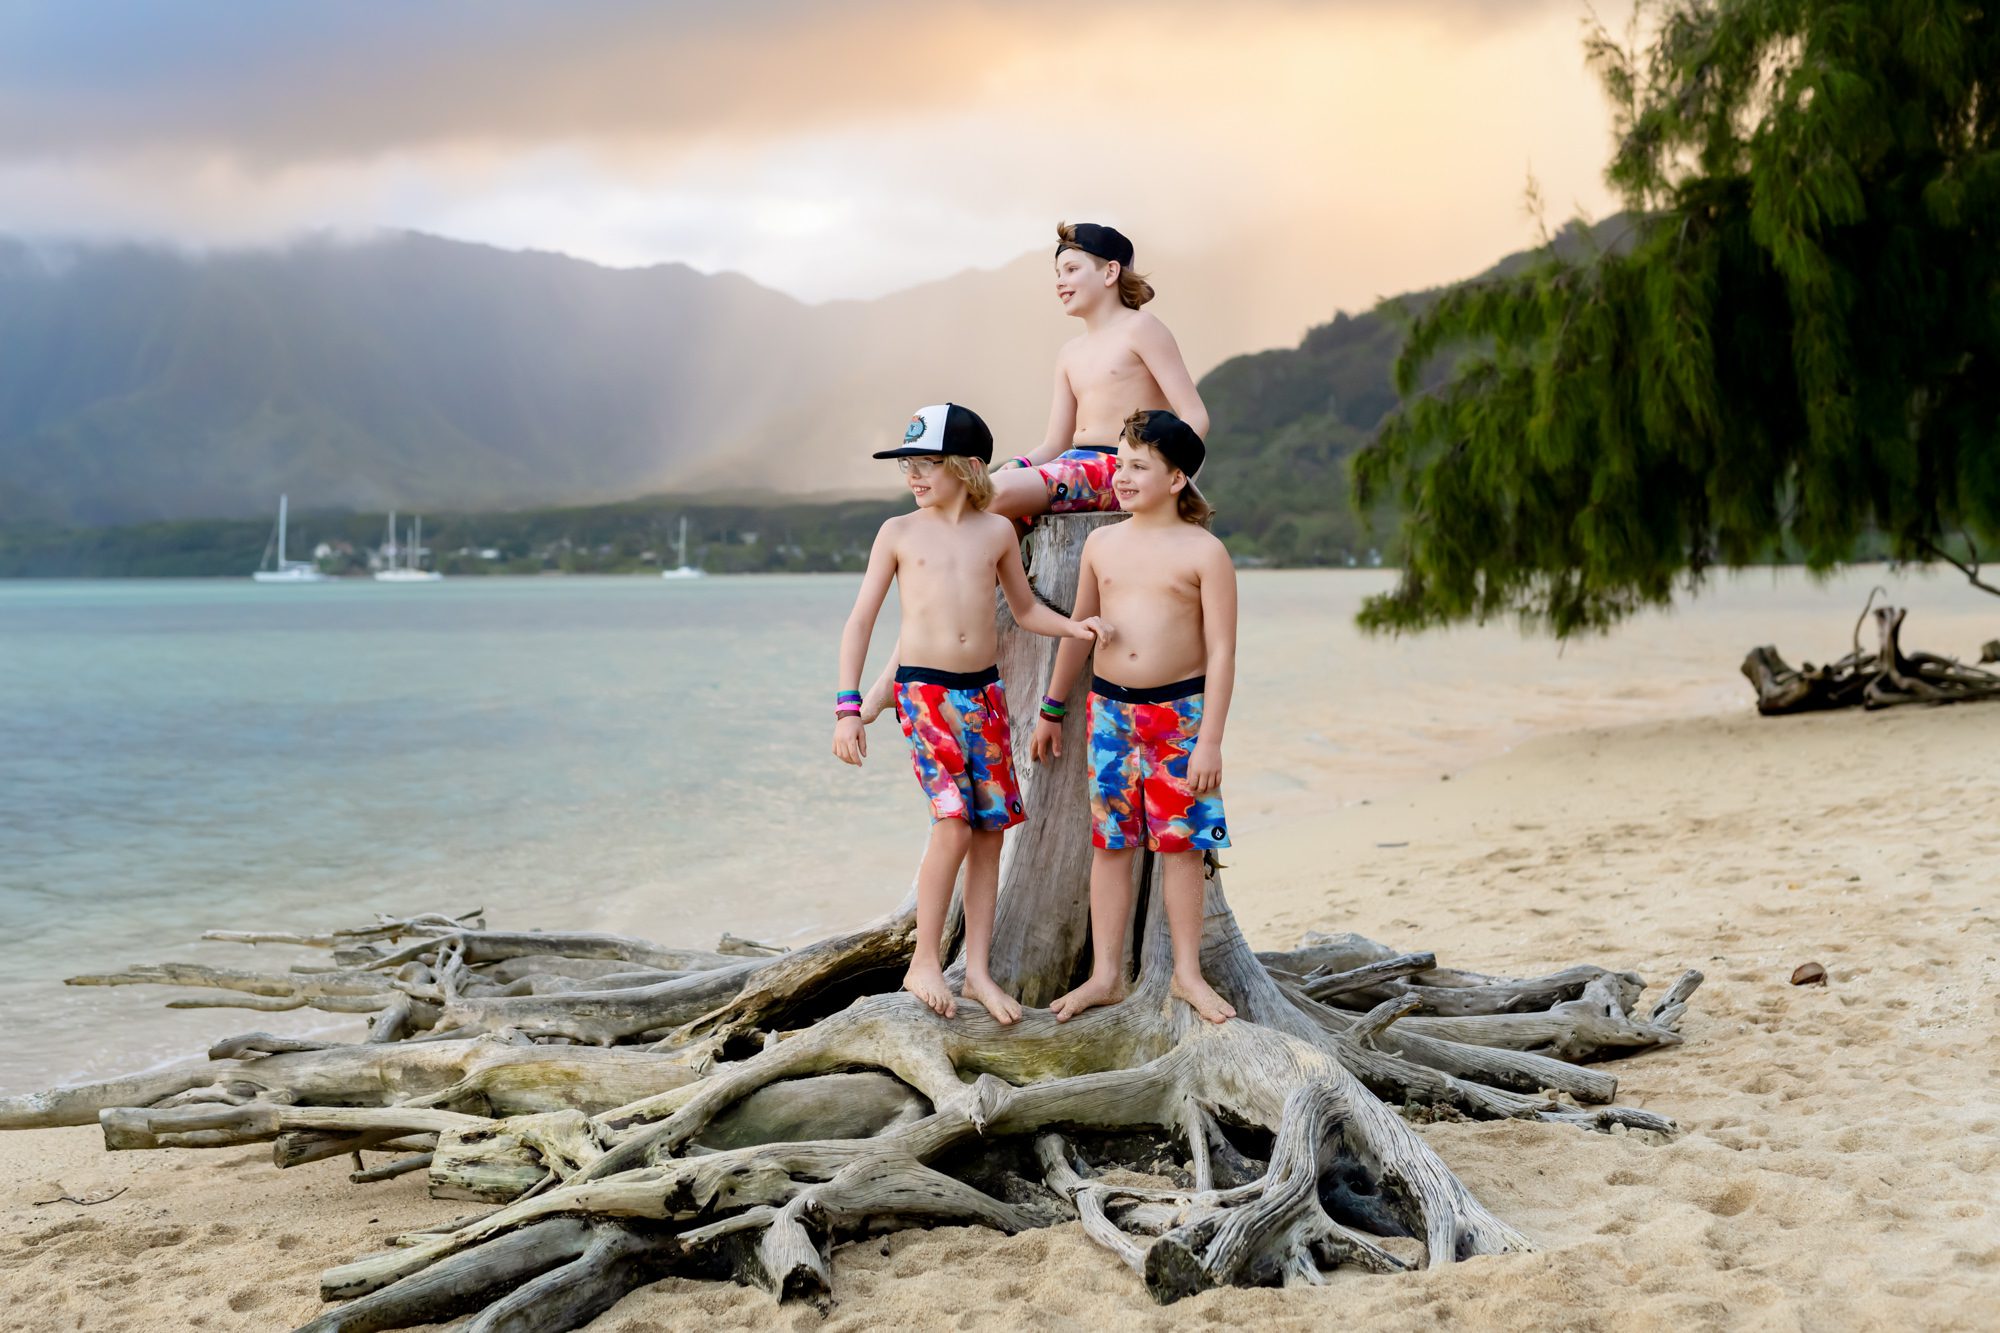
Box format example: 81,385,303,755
905,415,928,443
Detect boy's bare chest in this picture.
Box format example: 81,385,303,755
1097,550,1199,609
1068,340,1153,399
899,530,992,589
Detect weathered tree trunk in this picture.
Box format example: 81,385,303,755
987,510,1126,1004
0,515,1704,1331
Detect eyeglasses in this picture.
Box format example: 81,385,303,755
897,456,946,476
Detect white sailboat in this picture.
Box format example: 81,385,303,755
376,512,443,583
251,494,330,583
660,515,705,580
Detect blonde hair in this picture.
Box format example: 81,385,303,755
943,455,993,510
1055,221,1155,309
1119,409,1214,528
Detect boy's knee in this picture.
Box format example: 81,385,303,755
931,817,974,850
1093,846,1138,866
968,827,1005,855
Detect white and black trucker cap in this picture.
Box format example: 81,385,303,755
873,403,994,463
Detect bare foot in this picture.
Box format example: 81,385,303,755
1172,971,1237,1024
1050,973,1125,1022
903,962,956,1018
962,972,1022,1026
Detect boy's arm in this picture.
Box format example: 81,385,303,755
996,530,1102,643
858,650,899,724
1187,541,1237,794
1133,316,1210,439
833,526,898,765
1030,539,1101,762
1001,357,1078,470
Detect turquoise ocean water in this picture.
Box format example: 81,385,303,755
2,568,1992,1090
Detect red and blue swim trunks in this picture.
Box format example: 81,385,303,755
894,665,1026,832
1087,675,1229,853
1034,445,1120,514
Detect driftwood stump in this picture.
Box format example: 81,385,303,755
0,516,1703,1328
1743,600,2000,714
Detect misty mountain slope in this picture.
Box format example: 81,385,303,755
0,221,1611,526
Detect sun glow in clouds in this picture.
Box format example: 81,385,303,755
0,1,1630,325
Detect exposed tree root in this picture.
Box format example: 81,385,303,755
3,877,1696,1328
1743,600,2000,714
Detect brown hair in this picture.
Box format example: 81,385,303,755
1119,410,1215,527
943,455,993,510
1055,221,1155,309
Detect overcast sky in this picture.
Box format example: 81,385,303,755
0,1,1633,318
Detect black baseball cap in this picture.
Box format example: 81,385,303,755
1057,223,1134,269
873,403,994,463
1125,409,1205,478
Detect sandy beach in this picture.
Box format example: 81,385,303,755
5,698,1997,1331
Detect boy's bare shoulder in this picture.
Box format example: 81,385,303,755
1122,308,1172,342
1186,523,1232,568
965,510,1021,556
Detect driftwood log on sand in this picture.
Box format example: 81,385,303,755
0,515,1702,1328
1743,596,2000,714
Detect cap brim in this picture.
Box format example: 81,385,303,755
872,446,951,460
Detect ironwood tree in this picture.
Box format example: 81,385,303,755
1354,0,2000,637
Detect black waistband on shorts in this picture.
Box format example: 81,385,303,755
897,664,1001,690
1071,443,1119,454
1090,675,1205,705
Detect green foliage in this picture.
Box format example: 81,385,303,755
1353,0,2000,635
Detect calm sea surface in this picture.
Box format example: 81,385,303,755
2,568,1992,1089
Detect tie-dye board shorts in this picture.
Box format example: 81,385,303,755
1034,445,1120,514
1087,675,1229,853
894,665,1026,832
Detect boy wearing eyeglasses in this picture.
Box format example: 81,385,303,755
833,403,1107,1024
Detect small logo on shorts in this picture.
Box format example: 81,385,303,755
905,415,928,443
1054,483,1070,499
1209,823,1227,840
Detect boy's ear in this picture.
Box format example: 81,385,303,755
1103,261,1120,287
1168,469,1187,496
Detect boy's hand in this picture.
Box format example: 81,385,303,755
832,716,867,766
1071,615,1112,643
1030,716,1063,763
1188,738,1222,793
